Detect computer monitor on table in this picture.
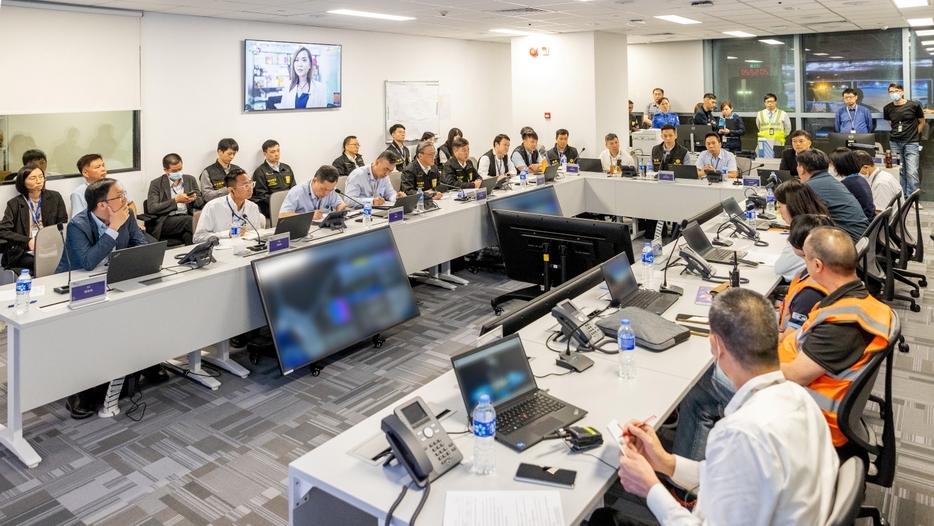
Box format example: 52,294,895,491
677,125,712,153
828,132,876,154
487,185,563,216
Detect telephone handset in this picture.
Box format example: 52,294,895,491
380,396,462,487
729,215,759,240
552,299,603,347
679,246,717,279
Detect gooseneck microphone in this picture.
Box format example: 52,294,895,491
745,163,765,178
334,188,368,209
660,220,686,296
240,213,266,249
53,223,72,294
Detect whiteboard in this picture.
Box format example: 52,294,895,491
385,81,440,143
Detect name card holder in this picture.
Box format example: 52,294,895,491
388,207,404,226
566,164,579,174
742,178,761,187
69,275,108,309
658,170,675,182
268,233,290,254
476,189,488,202
536,175,546,186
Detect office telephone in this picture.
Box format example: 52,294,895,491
552,300,604,347
729,215,760,240
679,246,717,279
175,236,218,268
380,396,462,487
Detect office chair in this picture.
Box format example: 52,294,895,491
825,457,867,526
389,171,402,193
34,224,65,278
269,191,288,228
336,175,347,195
857,209,920,313
887,190,926,296
837,312,900,526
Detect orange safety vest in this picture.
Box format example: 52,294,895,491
778,273,829,332
778,295,892,447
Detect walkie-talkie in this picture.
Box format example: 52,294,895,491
730,251,741,288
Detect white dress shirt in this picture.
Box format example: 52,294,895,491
193,194,265,243
477,154,516,178
646,371,838,526
866,168,903,212
344,165,397,208
694,149,738,173
599,149,636,172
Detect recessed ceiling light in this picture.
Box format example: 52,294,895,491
745,59,762,63
327,9,414,21
830,56,844,59
916,29,934,35
894,0,928,7
759,39,784,45
922,40,934,45
723,31,756,37
908,18,934,26
654,15,702,24
489,28,534,35
727,56,738,59
812,52,829,56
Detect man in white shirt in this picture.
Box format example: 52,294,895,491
477,134,516,181
599,133,635,173
695,133,738,178
854,150,902,213
279,165,347,220
193,168,265,243
71,153,137,218
591,288,838,526
344,151,405,209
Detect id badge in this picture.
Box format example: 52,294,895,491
898,123,903,133
769,127,775,135
30,227,38,239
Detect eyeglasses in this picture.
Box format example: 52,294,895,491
235,181,256,190
105,191,127,202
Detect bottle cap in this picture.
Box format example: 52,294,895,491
478,394,490,404
621,319,630,325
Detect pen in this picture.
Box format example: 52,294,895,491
622,415,656,437
8,300,38,309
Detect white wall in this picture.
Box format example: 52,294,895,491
628,41,704,115
594,32,630,149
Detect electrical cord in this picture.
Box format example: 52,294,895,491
385,485,408,526
162,360,222,379
410,480,430,525
534,370,573,379
124,379,147,422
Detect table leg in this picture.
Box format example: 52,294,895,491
437,260,469,286
0,326,42,468
201,341,251,378
164,350,221,390
412,267,457,290
98,377,123,418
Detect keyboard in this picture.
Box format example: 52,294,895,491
497,392,565,435
621,289,663,310
706,247,748,263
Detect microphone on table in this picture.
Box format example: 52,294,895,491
53,223,72,294
659,220,686,296
334,188,369,209
240,213,266,249
745,163,765,178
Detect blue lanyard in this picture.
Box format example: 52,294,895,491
226,196,244,222
26,196,42,226
712,156,721,170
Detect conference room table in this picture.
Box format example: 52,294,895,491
286,218,790,526
0,172,761,469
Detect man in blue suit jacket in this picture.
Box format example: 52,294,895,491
56,178,147,274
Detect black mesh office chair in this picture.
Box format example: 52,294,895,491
837,311,900,526
887,190,927,297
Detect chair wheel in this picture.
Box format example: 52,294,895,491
911,289,920,298
899,342,910,353
911,304,921,312
310,366,321,377
920,279,928,288
249,354,259,365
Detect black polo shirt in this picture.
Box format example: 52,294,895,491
801,280,875,375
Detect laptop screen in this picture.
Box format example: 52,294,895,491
602,252,638,302
451,334,537,415
720,197,745,218
682,221,713,254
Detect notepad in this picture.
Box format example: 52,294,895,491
443,491,564,526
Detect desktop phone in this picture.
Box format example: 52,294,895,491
380,396,462,487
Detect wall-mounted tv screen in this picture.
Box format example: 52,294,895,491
244,39,341,112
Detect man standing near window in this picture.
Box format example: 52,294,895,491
883,83,925,200
835,88,873,133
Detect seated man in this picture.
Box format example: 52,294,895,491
650,125,690,171
401,141,445,199
200,138,242,202
510,129,545,174
71,154,138,218
599,133,635,172
193,168,265,243
251,139,296,219
796,149,869,243
591,288,838,526
547,128,579,165
278,165,347,220
344,151,405,209
779,129,812,175
477,134,516,181
332,135,365,177
440,138,481,190
386,124,411,172
854,150,902,213
695,132,738,178
145,153,203,246
781,226,893,459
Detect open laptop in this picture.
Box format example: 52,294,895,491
451,334,587,452
756,169,792,186
673,165,700,180
372,193,440,217
274,211,314,240
721,197,771,230
107,241,168,285
578,158,603,173
682,220,747,264
599,252,678,315
542,163,560,182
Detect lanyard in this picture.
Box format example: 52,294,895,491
712,155,721,170
26,195,42,227
368,167,378,195
847,106,858,130
306,183,325,211
226,196,244,222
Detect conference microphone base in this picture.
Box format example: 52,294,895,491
556,351,594,373
659,284,684,296
54,285,70,295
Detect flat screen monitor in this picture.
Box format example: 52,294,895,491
251,228,419,375
244,39,342,112
828,132,876,152
487,186,563,216
490,210,633,289
676,125,712,153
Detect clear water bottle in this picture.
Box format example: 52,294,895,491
416,189,425,213
618,319,636,379
472,394,496,475
766,187,776,216
641,242,655,290
363,202,372,229
638,159,644,176
745,202,758,229
15,269,32,315
519,168,528,187
721,168,727,181
230,219,246,255
560,153,567,167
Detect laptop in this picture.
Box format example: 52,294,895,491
600,252,679,315
451,334,587,452
274,211,314,240
673,165,700,180
543,163,560,182
107,241,168,285
478,176,499,195
372,193,440,217
721,197,771,231
756,169,792,186
682,220,747,264
578,158,603,173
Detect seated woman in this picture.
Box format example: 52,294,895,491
0,164,68,274
436,127,463,169
773,178,832,282
440,137,481,190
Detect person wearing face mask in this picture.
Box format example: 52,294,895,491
828,147,874,220
776,214,834,342
883,83,925,200
853,150,902,214
331,136,365,177
145,153,203,246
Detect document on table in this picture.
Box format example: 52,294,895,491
0,285,46,302
744,251,780,267
443,491,564,526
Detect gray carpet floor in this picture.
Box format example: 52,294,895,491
0,204,933,525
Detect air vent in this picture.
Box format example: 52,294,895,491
645,32,676,37
804,20,849,27
490,7,548,14
691,1,714,6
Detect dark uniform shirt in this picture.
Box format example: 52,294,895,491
332,153,365,177
386,142,411,172
547,145,579,165
401,160,441,195
440,158,480,189
251,162,295,218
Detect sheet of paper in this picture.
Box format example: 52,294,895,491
443,491,564,526
0,285,45,302
743,251,780,267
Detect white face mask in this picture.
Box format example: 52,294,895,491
828,166,838,177
890,92,902,101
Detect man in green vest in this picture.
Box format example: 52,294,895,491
756,93,791,146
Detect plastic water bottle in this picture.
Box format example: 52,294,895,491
416,189,425,213
560,153,567,167
745,203,758,229
618,319,636,379
641,242,655,290
519,168,528,188
230,219,246,255
638,159,644,176
472,394,496,475
363,202,372,229
15,269,32,315
766,187,776,216
721,168,728,181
